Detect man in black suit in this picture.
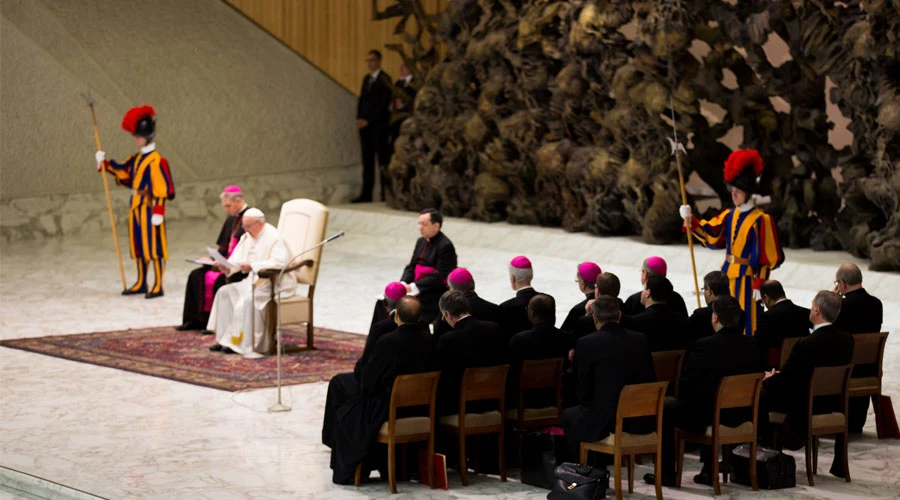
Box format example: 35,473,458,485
761,291,854,478
371,209,457,327
389,62,416,146
563,296,656,458
620,275,688,351
353,49,393,203
433,267,500,338
755,280,811,369
354,282,407,380
622,256,688,317
832,263,884,432
571,272,624,342
498,255,545,341
508,294,571,409
645,296,765,486
324,297,438,484
435,290,507,415
560,262,602,335
684,271,729,344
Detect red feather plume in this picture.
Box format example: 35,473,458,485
121,105,156,134
723,149,764,182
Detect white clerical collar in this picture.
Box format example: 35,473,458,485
774,298,789,305
811,322,832,333
141,143,157,154
456,314,471,323
370,69,381,80
737,200,755,212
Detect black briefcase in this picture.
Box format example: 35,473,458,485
520,430,565,489
729,444,796,489
548,463,609,500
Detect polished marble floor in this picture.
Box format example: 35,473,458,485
1,203,899,499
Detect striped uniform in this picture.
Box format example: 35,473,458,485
105,147,175,293
687,207,784,336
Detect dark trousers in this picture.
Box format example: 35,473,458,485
848,396,870,433
181,267,226,326
660,400,711,478
359,125,392,201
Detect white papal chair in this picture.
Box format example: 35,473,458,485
259,199,328,351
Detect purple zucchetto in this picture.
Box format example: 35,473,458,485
577,262,602,284
645,256,668,277
384,281,407,301
510,256,532,269
448,267,473,285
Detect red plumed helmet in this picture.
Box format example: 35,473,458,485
121,105,157,139
723,149,764,194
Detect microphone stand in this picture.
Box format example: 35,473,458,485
267,231,346,413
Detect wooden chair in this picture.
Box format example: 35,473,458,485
354,371,441,494
675,373,764,495
848,332,889,437
580,381,668,500
805,364,853,486
439,365,510,486
259,199,328,351
505,357,564,430
652,350,686,399
778,336,803,369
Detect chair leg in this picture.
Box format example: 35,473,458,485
812,437,819,475
388,442,397,493
654,447,663,500
459,434,469,486
627,455,634,493
427,432,435,489
498,429,507,482
675,433,685,488
712,443,721,495
614,452,623,500
805,439,815,487
842,431,851,483
354,463,362,487
307,317,315,350
401,443,408,481
749,440,759,491
872,395,883,438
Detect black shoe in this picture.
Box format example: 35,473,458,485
175,322,201,331
200,329,215,336
145,290,164,299
222,347,237,354
209,344,224,352
693,470,713,486
643,473,676,487
122,288,146,295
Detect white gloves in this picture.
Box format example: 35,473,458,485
151,214,164,226
752,194,772,206
95,150,106,172
678,204,692,219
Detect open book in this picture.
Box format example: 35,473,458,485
206,247,240,272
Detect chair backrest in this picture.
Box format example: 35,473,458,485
276,199,329,286
461,365,510,404
715,373,764,410
779,336,803,369
652,349,686,391
519,357,564,390
810,365,852,399
390,371,441,410
851,332,889,378
615,381,668,420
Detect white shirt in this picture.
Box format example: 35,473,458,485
811,322,832,333
141,143,156,154
369,69,382,82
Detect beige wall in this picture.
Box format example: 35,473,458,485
225,0,448,95
0,0,361,200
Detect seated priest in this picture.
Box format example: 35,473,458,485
178,185,249,331
560,262,602,335
323,296,438,484
203,208,296,356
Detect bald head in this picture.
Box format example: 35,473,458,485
396,296,422,325
835,263,863,295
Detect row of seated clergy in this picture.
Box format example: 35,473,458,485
323,296,439,485
204,207,297,356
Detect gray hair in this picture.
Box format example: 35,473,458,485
219,191,244,202
836,264,863,286
449,278,475,293
439,290,469,317
814,290,842,323
508,265,533,285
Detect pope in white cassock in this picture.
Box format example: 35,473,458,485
206,208,297,356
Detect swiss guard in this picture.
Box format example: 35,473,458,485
95,105,175,298
679,149,784,336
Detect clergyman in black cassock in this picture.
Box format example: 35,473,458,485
563,296,656,457
178,196,248,330
323,298,438,484
432,267,500,339
832,264,884,433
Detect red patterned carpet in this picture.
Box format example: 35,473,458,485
0,326,364,391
